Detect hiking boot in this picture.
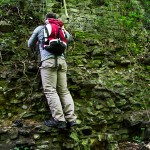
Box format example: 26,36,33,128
67,121,77,128
44,118,66,129
13,120,23,127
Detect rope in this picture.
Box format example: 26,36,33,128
63,0,69,20
41,0,47,19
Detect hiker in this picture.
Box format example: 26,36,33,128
28,12,77,129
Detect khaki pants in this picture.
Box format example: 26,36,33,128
40,58,77,122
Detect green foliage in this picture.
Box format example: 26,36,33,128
0,1,44,62
91,0,105,6
119,0,144,29
70,131,80,142
14,147,29,150
119,14,135,28
1,0,43,28
132,136,143,143
145,65,150,71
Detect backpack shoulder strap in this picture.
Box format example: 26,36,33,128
44,25,49,37
57,26,61,39
44,24,52,37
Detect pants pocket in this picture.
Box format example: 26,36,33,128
40,59,55,68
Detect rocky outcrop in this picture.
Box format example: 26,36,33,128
0,0,149,149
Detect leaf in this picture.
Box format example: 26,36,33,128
70,132,79,142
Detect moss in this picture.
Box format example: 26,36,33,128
0,0,150,149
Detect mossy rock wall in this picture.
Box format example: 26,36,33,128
0,0,150,149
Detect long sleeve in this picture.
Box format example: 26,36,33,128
28,26,43,48
65,30,74,42
62,26,74,42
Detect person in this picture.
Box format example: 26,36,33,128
28,12,77,129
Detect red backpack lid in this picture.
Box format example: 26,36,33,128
46,18,63,27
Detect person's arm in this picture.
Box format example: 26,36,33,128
28,26,43,48
62,26,74,42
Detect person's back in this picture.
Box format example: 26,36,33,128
28,12,77,129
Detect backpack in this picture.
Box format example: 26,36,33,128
43,19,67,56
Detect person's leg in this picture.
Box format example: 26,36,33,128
57,58,77,122
40,59,65,122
